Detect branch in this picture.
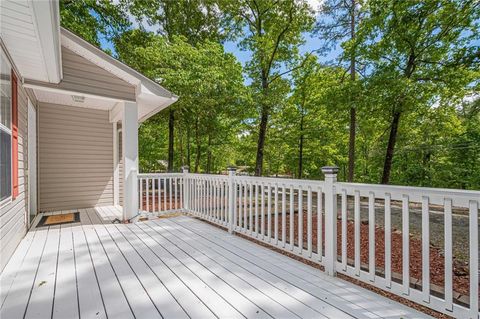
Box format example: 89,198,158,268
268,49,319,84
264,2,295,79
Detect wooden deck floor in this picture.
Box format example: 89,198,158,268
0,206,431,319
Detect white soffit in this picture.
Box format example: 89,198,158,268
34,89,117,111
0,0,61,83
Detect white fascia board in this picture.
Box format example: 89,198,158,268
30,0,62,83
61,27,178,100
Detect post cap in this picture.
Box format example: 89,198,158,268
226,166,236,172
181,165,189,171
321,166,339,175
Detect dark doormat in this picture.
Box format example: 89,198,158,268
37,212,80,227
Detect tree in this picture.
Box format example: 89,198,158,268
355,0,480,184
317,0,364,182
224,0,315,176
60,0,130,48
114,30,246,173
123,0,235,172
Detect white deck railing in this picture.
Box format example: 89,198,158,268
138,167,479,318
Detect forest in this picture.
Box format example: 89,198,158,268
60,0,480,189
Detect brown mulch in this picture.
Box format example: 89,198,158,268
253,212,472,296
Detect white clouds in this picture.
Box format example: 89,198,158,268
306,0,324,13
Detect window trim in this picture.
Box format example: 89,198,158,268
0,47,13,206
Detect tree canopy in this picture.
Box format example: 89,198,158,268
60,0,480,190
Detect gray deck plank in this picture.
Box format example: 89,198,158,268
174,216,429,319
52,225,79,319
24,227,60,319
0,228,37,308
0,227,49,319
155,219,350,319
72,221,107,319
82,223,134,319
115,223,216,319
102,223,189,318
135,222,244,318
1,208,432,319
150,219,307,319
93,224,162,319
142,221,274,319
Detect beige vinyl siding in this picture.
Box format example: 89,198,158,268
60,46,135,101
0,80,33,272
38,103,114,211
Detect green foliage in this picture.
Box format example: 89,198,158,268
60,0,480,190
114,30,248,173
60,0,130,47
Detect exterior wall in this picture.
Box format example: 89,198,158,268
0,78,36,272
38,103,114,211
60,47,136,101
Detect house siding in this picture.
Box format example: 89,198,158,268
0,79,35,272
60,47,136,101
38,103,114,211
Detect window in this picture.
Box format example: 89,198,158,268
0,50,12,202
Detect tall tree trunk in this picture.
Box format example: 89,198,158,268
255,107,269,176
381,111,401,184
206,135,212,173
186,128,191,168
167,109,174,172
194,117,201,172
347,0,357,182
255,75,269,176
298,112,304,179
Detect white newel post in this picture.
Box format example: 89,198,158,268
227,167,236,234
122,101,139,221
182,166,189,211
322,166,338,276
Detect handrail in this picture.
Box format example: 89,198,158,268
137,168,479,318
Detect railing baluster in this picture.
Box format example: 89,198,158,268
318,187,322,261
267,183,271,241
274,183,279,244
152,177,156,212
354,190,360,276
139,178,143,212
282,185,286,247
261,183,265,238
290,185,294,251
444,198,453,311
255,184,259,236
368,191,375,282
385,193,392,288
341,189,347,270
239,181,243,228
402,194,410,295
469,200,478,318
421,196,430,302
249,183,253,234
174,178,178,210
298,186,303,253
146,178,150,212
233,180,237,230
307,186,312,257
244,182,248,232
168,178,173,210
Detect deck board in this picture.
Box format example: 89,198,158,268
0,207,432,319
173,216,421,319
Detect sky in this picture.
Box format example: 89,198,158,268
99,0,341,82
